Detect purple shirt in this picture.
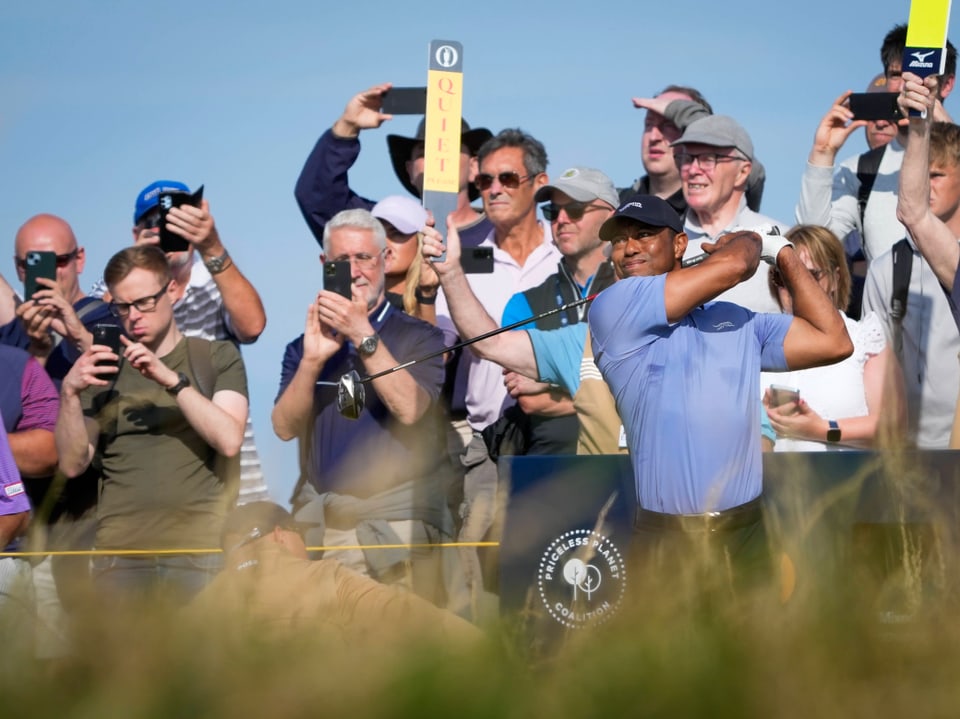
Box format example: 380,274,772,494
0,414,31,550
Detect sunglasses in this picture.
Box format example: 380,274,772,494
541,202,607,222
474,171,533,191
15,248,80,271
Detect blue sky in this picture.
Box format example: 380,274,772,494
1,0,953,502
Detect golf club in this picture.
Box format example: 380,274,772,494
329,293,599,419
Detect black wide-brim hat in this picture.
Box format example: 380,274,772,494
387,118,493,202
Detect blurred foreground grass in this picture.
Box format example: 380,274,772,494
5,449,960,718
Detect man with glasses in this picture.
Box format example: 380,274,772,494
272,209,459,610
97,180,271,505
671,115,784,312
494,167,618,456
54,245,248,602
432,128,560,614
0,214,117,380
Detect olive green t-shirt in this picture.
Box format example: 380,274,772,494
82,338,248,550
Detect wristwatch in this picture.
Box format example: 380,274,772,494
166,372,192,396
826,420,841,443
357,334,380,357
203,249,232,275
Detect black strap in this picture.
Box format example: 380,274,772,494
891,238,913,322
856,145,887,227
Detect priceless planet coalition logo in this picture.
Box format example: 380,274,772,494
537,529,626,629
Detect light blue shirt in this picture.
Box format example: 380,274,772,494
589,274,791,514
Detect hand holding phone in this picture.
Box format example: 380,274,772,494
768,384,800,415
323,261,352,299
158,186,205,252
92,324,124,368
848,92,901,122
23,251,57,301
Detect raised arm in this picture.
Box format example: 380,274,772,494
165,200,266,343
294,83,393,242
662,230,762,322
778,246,853,369
896,71,960,291
422,221,539,379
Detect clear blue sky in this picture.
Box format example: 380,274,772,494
1,0,953,502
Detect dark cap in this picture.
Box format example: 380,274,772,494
386,118,493,201
599,194,684,241
220,501,300,549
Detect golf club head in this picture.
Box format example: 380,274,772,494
337,370,365,420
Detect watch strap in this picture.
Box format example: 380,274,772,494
826,419,841,443
167,371,192,396
203,249,232,275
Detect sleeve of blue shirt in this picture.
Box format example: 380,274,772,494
294,129,377,246
759,404,776,444
527,323,588,395
276,336,305,403
753,312,793,372
501,291,535,330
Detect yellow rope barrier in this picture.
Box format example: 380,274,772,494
0,541,501,559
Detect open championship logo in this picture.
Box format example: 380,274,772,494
537,529,626,628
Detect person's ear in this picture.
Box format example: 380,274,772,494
674,231,689,261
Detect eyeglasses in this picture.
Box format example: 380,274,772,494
541,202,608,222
15,248,80,270
673,151,745,172
772,267,829,287
108,282,170,317
330,251,383,269
474,172,533,191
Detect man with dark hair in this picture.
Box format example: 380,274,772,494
433,128,560,612
295,82,493,247
56,245,249,602
587,195,852,587
797,23,957,263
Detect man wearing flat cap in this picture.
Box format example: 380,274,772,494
587,195,852,591
671,115,785,312
295,82,493,248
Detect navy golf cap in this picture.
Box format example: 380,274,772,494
599,194,684,241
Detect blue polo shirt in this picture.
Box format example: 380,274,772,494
277,302,451,499
590,274,791,514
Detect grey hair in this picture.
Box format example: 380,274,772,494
322,209,387,255
477,128,548,177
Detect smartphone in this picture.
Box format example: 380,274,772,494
769,384,800,414
381,86,427,115
461,246,494,274
323,260,352,299
23,250,57,301
158,185,205,253
92,324,123,368
848,92,901,122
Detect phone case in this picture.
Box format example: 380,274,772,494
848,93,901,122
24,251,57,301
158,185,205,253
381,87,427,115
323,261,352,298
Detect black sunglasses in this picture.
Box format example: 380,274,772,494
541,202,607,222
15,248,80,270
474,171,532,191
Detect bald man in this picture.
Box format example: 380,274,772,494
0,214,117,381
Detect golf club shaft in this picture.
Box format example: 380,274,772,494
362,293,599,384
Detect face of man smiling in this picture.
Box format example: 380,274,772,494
606,220,685,280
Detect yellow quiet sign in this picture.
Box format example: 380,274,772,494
423,40,464,196
905,0,953,76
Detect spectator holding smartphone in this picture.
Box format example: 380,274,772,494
761,225,905,450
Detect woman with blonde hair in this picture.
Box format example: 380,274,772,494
761,225,904,450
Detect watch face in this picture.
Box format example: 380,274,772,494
359,335,379,356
